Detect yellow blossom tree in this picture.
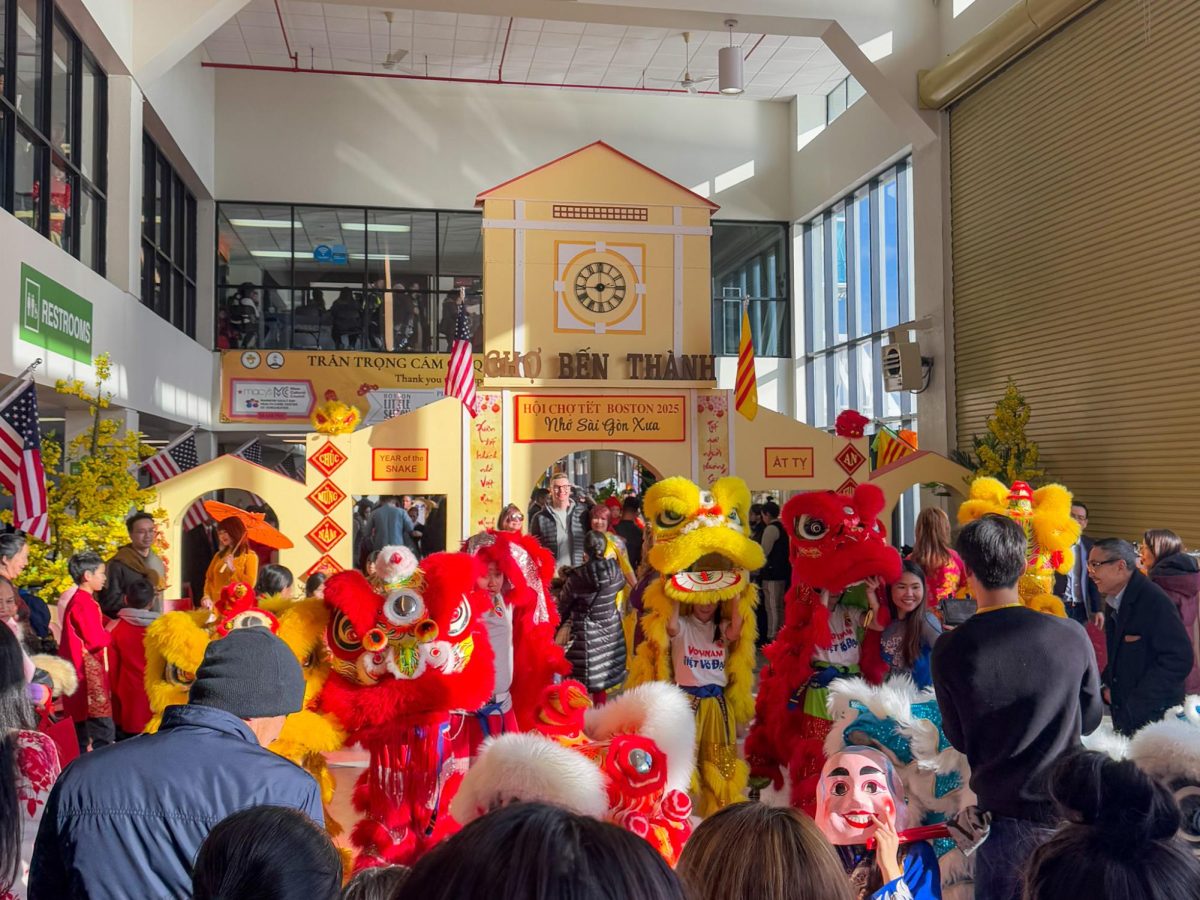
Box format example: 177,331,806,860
953,379,1045,486
3,354,164,599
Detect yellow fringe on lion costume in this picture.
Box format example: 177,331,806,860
627,476,762,816
956,477,1080,617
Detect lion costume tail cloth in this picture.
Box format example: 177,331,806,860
627,476,762,816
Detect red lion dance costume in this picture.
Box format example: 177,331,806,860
745,483,902,812
318,546,494,869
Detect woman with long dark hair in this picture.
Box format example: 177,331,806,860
202,517,259,608
909,508,963,622
0,624,61,899
880,560,942,689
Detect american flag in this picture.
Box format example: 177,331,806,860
181,498,211,532
231,439,265,506
0,380,49,542
444,297,477,417
144,432,199,484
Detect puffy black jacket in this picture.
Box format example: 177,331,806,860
530,503,588,568
29,703,323,900
559,557,626,693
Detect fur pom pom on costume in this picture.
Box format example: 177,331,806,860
30,653,77,698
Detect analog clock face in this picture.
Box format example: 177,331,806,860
574,261,627,314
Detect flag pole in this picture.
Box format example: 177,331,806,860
0,358,42,408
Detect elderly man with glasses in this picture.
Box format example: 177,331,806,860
1087,538,1195,735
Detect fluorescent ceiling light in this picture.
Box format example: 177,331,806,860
341,223,411,233
40,417,66,422
229,219,300,228
250,250,410,261
266,432,306,437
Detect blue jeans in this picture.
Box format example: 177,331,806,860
975,816,1055,900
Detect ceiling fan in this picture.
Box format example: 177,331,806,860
379,11,428,74
646,32,717,94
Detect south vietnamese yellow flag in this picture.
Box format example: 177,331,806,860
734,305,758,421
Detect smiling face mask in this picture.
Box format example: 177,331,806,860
816,746,907,845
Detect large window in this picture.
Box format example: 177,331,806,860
801,158,917,543
215,204,483,352
0,0,106,272
711,221,791,358
141,134,197,338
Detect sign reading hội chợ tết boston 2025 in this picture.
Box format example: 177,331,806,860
19,263,93,363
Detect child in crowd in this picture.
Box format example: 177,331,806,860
58,551,113,752
880,561,942,689
908,509,963,622
255,564,295,599
453,560,516,759
107,580,160,740
304,572,327,600
666,598,747,816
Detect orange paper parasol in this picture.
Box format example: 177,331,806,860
203,500,294,550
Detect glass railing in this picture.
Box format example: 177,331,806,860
711,297,792,358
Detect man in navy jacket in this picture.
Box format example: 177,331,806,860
29,627,322,899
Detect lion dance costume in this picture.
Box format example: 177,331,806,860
956,478,1079,617
627,476,762,816
452,679,696,865
745,484,902,812
317,546,494,869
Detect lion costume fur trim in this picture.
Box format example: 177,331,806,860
143,608,213,729
30,653,77,698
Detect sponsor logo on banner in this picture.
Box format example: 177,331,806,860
229,379,316,419
363,389,443,426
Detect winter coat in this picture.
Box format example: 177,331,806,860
108,609,160,735
530,503,588,568
1148,551,1200,694
1103,569,1196,736
28,703,323,900
559,557,626,693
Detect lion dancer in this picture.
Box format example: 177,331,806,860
628,476,762,816
317,547,494,869
453,530,570,758
745,484,902,813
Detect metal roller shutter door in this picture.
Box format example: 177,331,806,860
950,0,1200,544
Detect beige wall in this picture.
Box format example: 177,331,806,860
213,70,793,221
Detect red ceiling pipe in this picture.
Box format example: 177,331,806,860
744,34,767,59
199,61,725,95
273,0,299,69
497,17,513,83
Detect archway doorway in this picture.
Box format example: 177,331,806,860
178,489,280,607
535,450,660,503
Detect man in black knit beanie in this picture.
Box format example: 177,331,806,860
30,627,322,900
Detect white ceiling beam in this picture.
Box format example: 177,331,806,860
133,0,255,84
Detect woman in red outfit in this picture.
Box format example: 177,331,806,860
58,552,113,752
908,508,964,624
107,581,160,739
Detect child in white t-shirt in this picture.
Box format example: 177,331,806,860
453,560,516,759
667,599,747,816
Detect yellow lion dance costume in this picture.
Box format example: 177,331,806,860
628,476,762,816
143,594,345,830
956,478,1080,617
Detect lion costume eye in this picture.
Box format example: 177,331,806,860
656,509,685,528
383,589,425,627
447,598,471,637
165,663,195,687
330,610,361,652
795,515,828,541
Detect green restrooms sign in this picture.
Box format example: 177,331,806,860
19,263,93,363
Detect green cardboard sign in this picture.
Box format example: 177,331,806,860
19,263,93,363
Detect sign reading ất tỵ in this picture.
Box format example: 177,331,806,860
372,448,430,481
513,394,686,443
19,264,93,363
764,447,815,478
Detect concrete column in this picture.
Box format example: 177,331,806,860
105,75,144,299
194,429,218,463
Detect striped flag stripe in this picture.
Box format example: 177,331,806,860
734,305,758,421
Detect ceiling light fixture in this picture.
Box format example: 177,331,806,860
228,219,300,228
249,250,410,261
718,19,744,95
341,223,412,233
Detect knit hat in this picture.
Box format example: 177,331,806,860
189,627,305,718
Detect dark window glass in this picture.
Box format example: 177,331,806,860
49,156,73,254
13,126,42,232
15,0,41,127
50,22,73,158
79,188,99,271
710,221,790,358
140,133,198,339
80,55,101,180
